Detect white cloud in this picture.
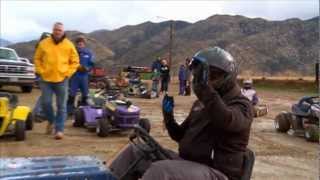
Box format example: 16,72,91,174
0,0,318,43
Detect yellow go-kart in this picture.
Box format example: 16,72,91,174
0,92,33,141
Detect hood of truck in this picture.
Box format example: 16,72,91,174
0,59,33,67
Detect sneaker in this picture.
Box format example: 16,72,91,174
46,123,53,135
54,132,64,140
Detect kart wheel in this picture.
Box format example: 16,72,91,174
305,125,319,142
73,108,85,127
15,120,26,141
25,112,33,130
274,112,291,133
96,118,111,137
139,118,151,133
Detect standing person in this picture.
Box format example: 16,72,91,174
160,59,170,94
178,63,187,95
34,22,79,140
185,57,192,96
67,36,94,115
151,57,162,96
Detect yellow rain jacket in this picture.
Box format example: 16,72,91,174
34,36,80,83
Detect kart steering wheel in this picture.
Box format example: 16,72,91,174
129,125,172,161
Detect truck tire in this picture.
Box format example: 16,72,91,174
96,118,111,137
274,112,291,133
15,120,26,141
305,125,319,142
139,118,151,133
25,112,33,130
21,86,33,93
73,108,85,127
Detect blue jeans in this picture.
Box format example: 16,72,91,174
68,75,89,114
69,75,89,97
39,78,68,132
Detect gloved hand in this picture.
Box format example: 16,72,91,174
162,94,174,124
192,77,215,102
77,65,88,72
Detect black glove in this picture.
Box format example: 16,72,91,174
162,94,174,124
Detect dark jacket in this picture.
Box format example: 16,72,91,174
160,65,170,80
151,60,162,72
178,65,187,81
165,83,253,179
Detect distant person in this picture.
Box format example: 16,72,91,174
33,32,51,122
67,36,94,115
34,22,79,140
241,79,259,106
151,57,162,96
160,59,170,94
185,57,192,96
178,63,187,95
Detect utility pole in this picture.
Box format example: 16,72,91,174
168,20,173,69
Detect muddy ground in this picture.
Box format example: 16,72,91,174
0,82,318,180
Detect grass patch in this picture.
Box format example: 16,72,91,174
246,79,317,95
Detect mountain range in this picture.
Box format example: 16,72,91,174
7,15,319,76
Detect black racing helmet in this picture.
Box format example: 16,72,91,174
192,46,236,74
190,47,238,92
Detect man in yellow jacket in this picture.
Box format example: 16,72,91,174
34,22,79,140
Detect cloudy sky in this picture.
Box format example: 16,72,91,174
0,0,318,43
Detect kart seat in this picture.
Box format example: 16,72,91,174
0,92,18,107
292,103,310,116
241,149,255,180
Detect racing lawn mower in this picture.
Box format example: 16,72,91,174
123,66,152,99
73,89,151,137
274,96,319,142
0,125,255,180
0,92,33,141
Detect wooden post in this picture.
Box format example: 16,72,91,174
316,62,319,89
169,20,173,68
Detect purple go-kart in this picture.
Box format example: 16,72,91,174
73,95,150,137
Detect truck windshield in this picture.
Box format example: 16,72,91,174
0,49,18,61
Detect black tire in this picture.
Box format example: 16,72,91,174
15,120,26,141
274,112,291,133
305,125,319,142
73,108,85,127
21,86,33,93
96,118,111,137
25,112,33,130
139,118,151,133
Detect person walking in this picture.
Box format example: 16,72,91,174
67,36,94,115
34,22,79,140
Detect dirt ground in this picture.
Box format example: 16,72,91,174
0,82,318,180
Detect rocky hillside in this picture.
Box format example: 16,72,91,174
8,15,318,76
7,31,114,66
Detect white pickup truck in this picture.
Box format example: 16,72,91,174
0,47,35,93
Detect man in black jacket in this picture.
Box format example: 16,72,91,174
109,47,253,180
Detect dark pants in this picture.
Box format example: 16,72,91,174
109,144,228,180
161,77,170,93
67,75,89,114
179,80,186,95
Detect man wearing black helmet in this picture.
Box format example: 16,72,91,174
109,47,253,180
